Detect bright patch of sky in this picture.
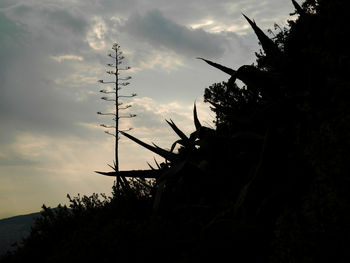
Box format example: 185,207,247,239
0,0,297,218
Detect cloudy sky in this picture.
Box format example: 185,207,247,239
0,0,296,218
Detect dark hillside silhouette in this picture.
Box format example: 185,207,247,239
0,213,39,256
2,0,350,262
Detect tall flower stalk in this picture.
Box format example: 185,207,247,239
97,43,136,185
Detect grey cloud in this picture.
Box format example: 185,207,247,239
0,29,96,150
131,0,232,24
97,0,137,14
121,10,232,59
1,58,101,137
0,11,25,40
0,12,27,110
0,0,297,218
0,0,20,9
5,2,89,39
130,0,293,34
43,7,88,35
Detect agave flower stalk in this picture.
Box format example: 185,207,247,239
97,43,137,175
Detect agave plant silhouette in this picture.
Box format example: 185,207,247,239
98,4,305,213
120,103,204,158
196,9,307,216
100,103,214,209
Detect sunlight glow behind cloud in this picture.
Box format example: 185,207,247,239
87,16,108,50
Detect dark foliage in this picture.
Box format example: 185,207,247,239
2,0,350,262
0,179,157,262
203,0,350,261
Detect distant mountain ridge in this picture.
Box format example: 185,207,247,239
0,212,40,256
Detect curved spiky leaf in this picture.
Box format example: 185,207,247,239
189,130,200,142
166,119,189,141
197,57,236,76
242,14,280,58
170,139,186,153
108,164,116,171
170,140,178,153
95,169,161,179
193,103,202,131
152,142,169,152
147,162,156,170
120,131,179,162
292,0,305,16
154,157,161,169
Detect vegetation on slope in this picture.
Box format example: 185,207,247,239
2,0,350,262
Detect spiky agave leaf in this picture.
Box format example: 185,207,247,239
108,163,116,171
170,139,185,153
95,169,161,179
106,163,122,190
154,157,161,169
120,131,179,162
193,103,202,131
189,130,200,143
166,119,189,141
291,0,305,16
147,162,156,170
152,142,173,155
242,14,280,59
197,57,236,76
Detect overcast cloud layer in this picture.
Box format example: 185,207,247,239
0,0,296,218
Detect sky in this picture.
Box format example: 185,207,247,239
0,0,297,219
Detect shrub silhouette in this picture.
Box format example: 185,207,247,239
2,0,350,262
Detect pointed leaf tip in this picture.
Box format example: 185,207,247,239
193,103,202,131
166,119,188,141
242,13,280,58
120,131,179,162
197,57,236,76
291,0,304,15
147,162,155,170
154,157,161,169
242,13,254,26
